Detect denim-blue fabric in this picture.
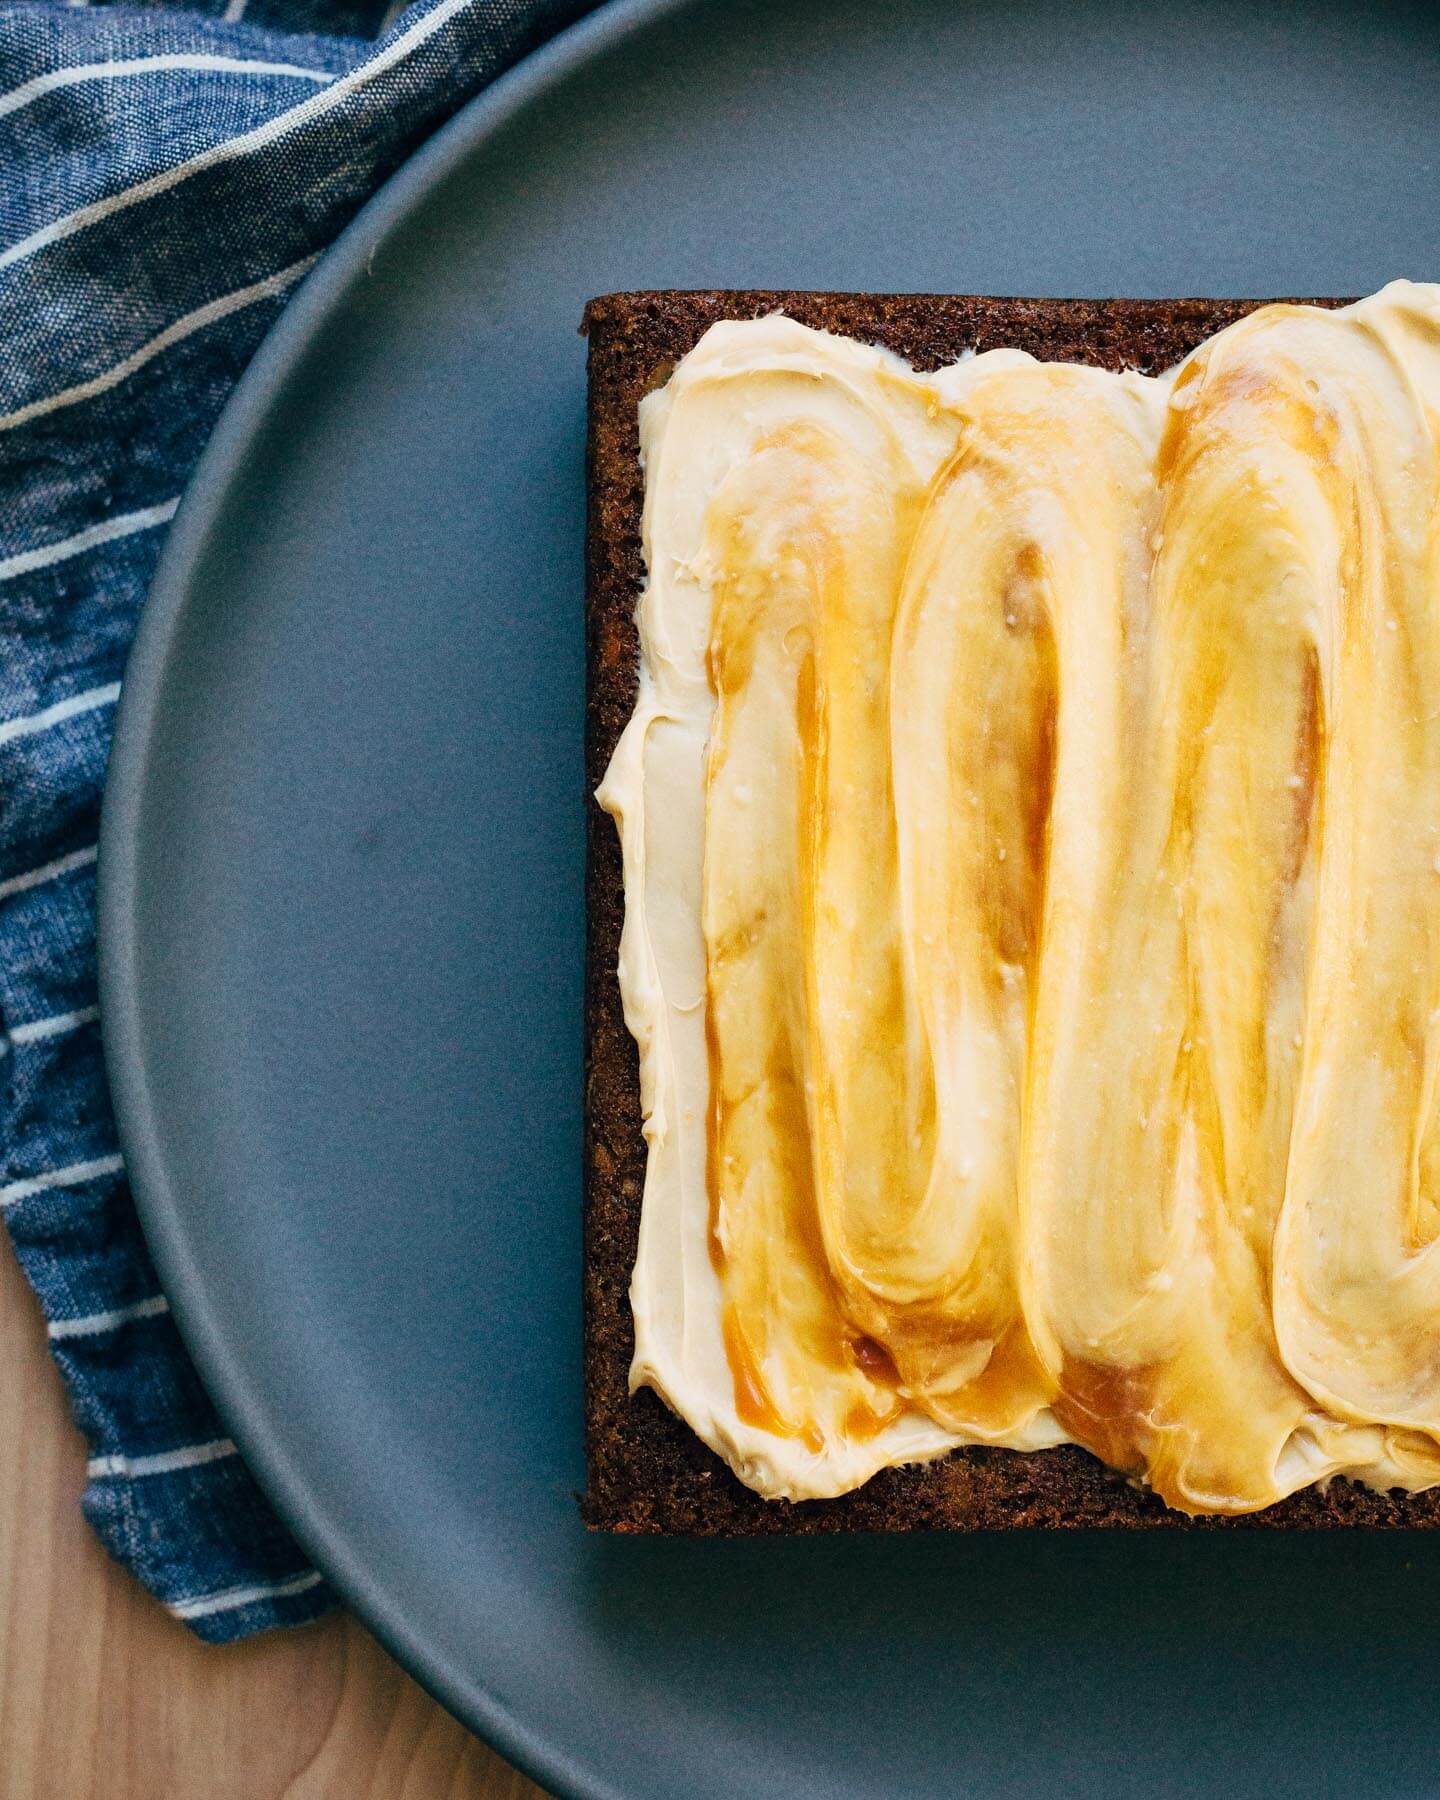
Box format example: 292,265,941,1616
0,0,590,1642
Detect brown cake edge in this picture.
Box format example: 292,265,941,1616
581,288,1440,1533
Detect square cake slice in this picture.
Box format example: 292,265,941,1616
582,289,1440,1535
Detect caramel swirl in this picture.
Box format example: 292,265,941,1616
601,286,1440,1511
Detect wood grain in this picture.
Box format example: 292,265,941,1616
0,1243,551,1800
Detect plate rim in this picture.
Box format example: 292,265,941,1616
97,3,684,1795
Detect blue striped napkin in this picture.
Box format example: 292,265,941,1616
0,0,593,1643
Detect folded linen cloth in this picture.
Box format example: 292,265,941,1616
0,0,592,1642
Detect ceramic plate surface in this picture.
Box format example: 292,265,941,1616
100,2,1440,1793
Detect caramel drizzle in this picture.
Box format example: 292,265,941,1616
696,294,1440,1511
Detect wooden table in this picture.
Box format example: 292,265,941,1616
0,1243,550,1800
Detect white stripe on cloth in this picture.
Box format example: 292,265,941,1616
0,1151,124,1208
0,499,178,583
49,1294,170,1341
0,256,318,432
87,1437,238,1479
8,1003,100,1046
0,0,474,275
222,0,250,20
0,843,97,901
0,681,119,747
0,54,334,125
169,1569,323,1622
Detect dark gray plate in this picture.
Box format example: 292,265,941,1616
98,1,1440,1794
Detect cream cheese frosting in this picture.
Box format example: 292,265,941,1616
598,283,1440,1513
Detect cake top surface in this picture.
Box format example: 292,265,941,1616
597,284,1440,1519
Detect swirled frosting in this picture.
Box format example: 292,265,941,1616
598,284,1440,1512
